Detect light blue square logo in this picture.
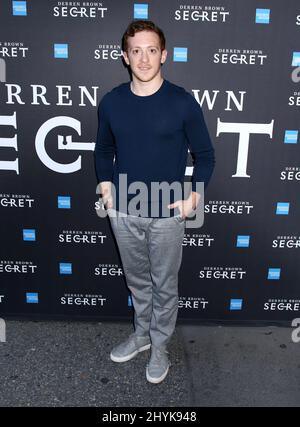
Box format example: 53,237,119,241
292,52,300,67
230,299,243,310
58,196,71,209
23,229,36,241
284,130,298,144
268,268,281,280
173,47,188,62
12,1,27,15
54,44,68,59
128,295,132,307
59,263,72,275
26,292,38,303
236,235,250,248
255,8,270,24
134,4,148,19
276,202,290,215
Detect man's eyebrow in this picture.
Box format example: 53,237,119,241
129,45,159,49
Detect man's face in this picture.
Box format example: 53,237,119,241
122,30,167,82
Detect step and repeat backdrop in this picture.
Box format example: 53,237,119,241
0,0,299,323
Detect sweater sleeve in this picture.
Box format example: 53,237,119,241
94,95,116,183
183,93,215,192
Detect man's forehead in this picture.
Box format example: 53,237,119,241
127,31,160,47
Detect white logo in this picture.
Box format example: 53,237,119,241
35,116,94,173
0,112,18,173
174,5,230,22
0,113,95,174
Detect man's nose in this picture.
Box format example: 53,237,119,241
140,50,149,62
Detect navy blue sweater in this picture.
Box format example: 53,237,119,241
94,78,215,217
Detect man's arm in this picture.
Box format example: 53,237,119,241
183,93,216,207
94,96,115,208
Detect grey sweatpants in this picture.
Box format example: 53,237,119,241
107,208,185,349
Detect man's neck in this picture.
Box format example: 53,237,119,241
130,75,164,96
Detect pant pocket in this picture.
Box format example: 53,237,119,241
174,214,185,223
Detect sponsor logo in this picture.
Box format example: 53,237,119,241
267,268,281,280
276,202,290,215
94,264,123,276
230,299,243,310
53,1,108,18
173,47,188,62
94,43,122,61
280,167,300,181
12,1,27,16
292,52,300,67
178,296,209,310
0,41,29,58
58,230,107,244
213,48,267,65
54,44,68,59
134,3,148,19
59,263,72,275
284,130,298,144
199,267,246,280
23,229,36,241
205,200,254,215
174,4,230,22
0,194,34,208
264,299,300,311
0,260,37,273
60,293,106,306
236,235,250,248
288,91,300,106
183,233,214,247
255,8,270,24
272,235,300,249
57,196,71,209
26,292,38,303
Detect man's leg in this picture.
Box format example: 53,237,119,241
147,215,185,349
108,210,153,337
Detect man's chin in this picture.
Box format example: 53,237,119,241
132,71,158,82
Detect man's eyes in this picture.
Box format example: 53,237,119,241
132,48,158,54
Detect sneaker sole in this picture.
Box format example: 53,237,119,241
110,343,151,363
146,364,170,384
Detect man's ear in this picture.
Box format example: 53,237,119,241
122,50,129,65
161,49,167,65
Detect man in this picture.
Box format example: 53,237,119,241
95,20,215,384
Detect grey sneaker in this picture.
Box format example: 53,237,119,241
110,333,151,363
146,346,171,384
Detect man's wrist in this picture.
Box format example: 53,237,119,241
188,191,201,210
